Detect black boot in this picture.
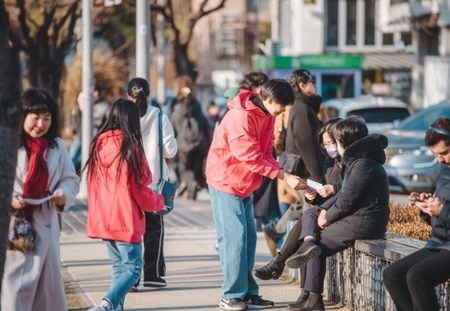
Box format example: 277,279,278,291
287,292,325,311
253,253,285,280
287,290,309,310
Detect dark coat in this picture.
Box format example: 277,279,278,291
169,98,211,153
321,134,390,246
308,156,343,206
284,92,325,180
422,165,450,251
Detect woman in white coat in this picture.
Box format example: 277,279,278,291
1,88,80,311
127,78,178,289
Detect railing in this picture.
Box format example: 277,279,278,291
285,222,450,311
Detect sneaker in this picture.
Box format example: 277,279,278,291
88,299,114,311
220,298,248,310
129,285,138,292
143,277,167,287
243,294,274,309
285,239,322,269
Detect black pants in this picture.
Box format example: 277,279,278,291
143,212,165,280
383,248,450,311
299,208,347,294
279,217,307,288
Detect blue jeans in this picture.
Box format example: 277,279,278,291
69,138,81,172
104,240,142,310
209,186,259,300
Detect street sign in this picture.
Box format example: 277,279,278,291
104,0,122,7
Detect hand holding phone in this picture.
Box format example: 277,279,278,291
408,196,422,202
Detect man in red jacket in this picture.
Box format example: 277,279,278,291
206,78,308,310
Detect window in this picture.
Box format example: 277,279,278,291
346,0,357,45
326,0,338,46
247,0,270,13
347,108,410,123
401,32,412,46
279,0,292,49
383,33,394,45
364,0,375,45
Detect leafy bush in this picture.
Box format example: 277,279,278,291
388,203,432,241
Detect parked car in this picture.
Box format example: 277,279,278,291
323,96,410,133
382,102,450,193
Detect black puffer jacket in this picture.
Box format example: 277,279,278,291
284,92,325,180
307,155,343,206
321,134,390,246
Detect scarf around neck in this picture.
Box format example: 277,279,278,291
22,134,50,221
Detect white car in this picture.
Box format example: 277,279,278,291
323,96,411,133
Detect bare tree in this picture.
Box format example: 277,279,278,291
6,0,81,99
150,0,227,78
0,0,23,292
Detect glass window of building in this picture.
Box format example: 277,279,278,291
326,0,338,46
346,0,357,45
364,0,375,45
247,0,270,13
401,31,412,46
383,33,394,45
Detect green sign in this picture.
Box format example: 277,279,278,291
253,54,363,70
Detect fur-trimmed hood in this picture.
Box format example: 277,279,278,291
342,134,388,166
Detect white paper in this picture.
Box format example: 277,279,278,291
307,179,322,192
23,194,56,205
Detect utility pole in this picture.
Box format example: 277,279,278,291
136,0,150,81
79,0,93,200
157,0,166,106
81,0,93,170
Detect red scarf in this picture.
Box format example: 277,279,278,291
22,135,50,221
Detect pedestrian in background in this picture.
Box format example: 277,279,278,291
126,77,178,290
2,88,80,311
206,78,308,311
384,118,450,311
85,99,164,311
66,84,111,172
170,75,210,200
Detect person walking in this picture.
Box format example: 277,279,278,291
383,118,450,311
206,78,308,311
170,75,210,200
126,77,178,289
1,88,80,311
85,99,164,311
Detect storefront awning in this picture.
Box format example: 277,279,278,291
363,53,414,70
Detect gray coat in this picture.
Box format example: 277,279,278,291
321,134,390,246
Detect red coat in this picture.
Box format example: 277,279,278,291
205,90,281,198
87,130,164,243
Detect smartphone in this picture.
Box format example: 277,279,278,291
408,196,422,202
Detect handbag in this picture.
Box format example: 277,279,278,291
9,212,37,253
278,151,304,175
154,111,177,215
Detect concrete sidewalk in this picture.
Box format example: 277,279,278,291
60,194,349,311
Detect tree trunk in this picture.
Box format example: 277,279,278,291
172,41,195,78
0,0,23,293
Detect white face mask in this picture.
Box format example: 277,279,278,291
337,144,345,157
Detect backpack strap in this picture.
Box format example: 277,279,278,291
158,111,164,183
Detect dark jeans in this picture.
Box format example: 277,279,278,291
383,248,450,311
143,212,165,280
279,216,307,288
299,208,347,294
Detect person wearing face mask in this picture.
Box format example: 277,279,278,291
282,116,390,311
253,118,343,300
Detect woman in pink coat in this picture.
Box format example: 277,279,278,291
85,99,164,311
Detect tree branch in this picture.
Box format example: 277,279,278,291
16,0,33,49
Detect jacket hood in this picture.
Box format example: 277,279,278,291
140,105,160,136
96,130,122,168
295,92,322,114
343,134,388,166
227,90,264,114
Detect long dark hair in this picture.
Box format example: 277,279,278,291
127,77,150,118
21,88,59,148
83,99,148,188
